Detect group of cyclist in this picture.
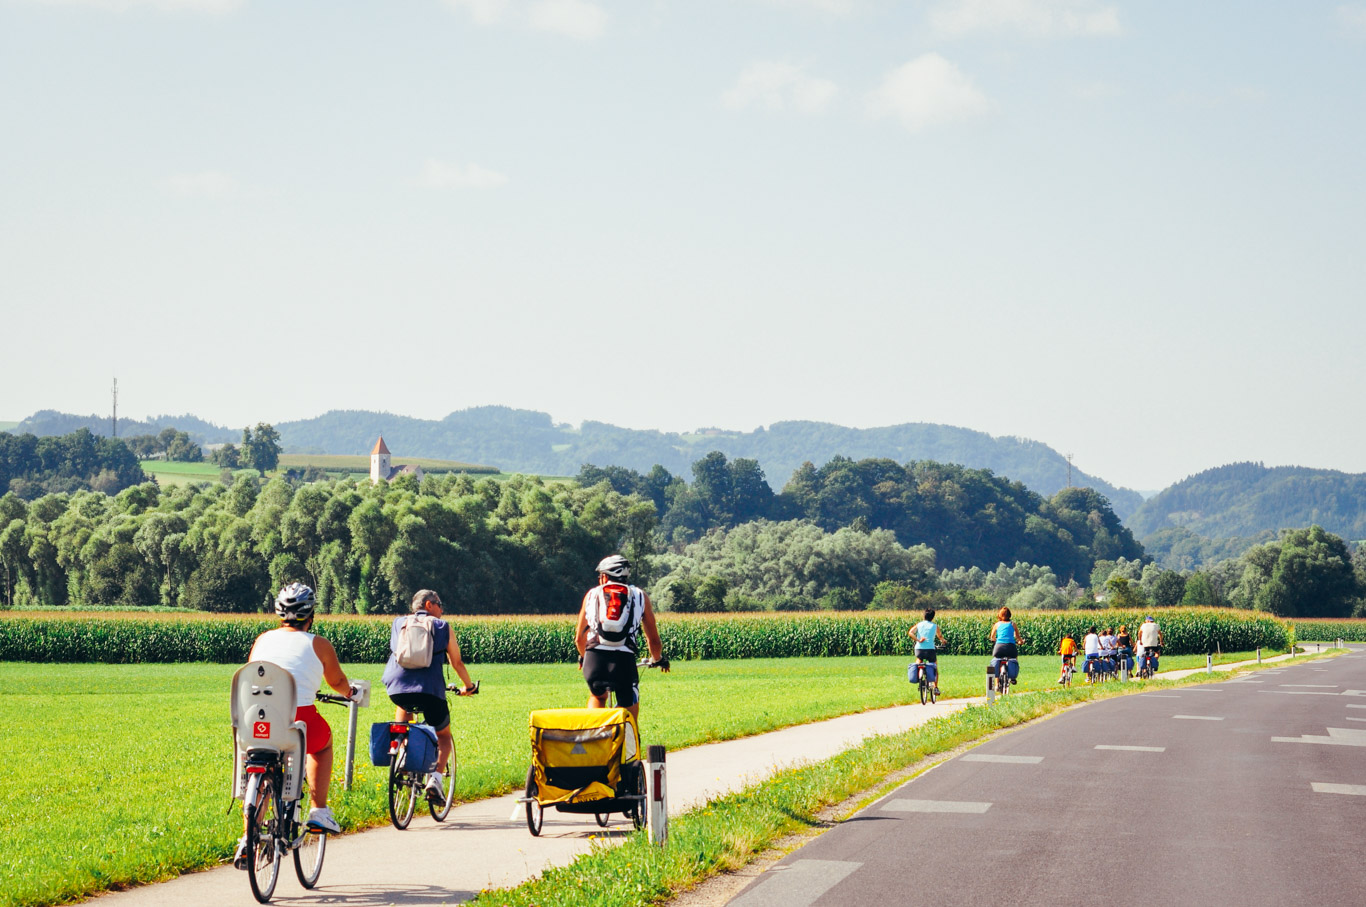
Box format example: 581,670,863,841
235,553,665,867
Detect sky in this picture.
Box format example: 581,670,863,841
1,0,1363,493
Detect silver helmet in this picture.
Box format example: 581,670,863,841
274,582,316,621
595,555,631,580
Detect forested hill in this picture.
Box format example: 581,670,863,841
16,406,1143,518
1127,462,1366,541
274,408,1143,517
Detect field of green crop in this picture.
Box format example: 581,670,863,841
0,651,1276,907
276,454,498,474
1290,618,1366,641
0,608,1291,664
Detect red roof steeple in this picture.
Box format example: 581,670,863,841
371,436,390,456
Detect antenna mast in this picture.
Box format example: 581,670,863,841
111,377,118,438
1065,453,1073,488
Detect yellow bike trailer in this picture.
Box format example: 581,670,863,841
520,707,644,835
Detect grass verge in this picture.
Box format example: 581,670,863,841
467,650,1336,907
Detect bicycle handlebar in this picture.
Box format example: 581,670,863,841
315,692,352,705
637,657,670,671
445,680,480,695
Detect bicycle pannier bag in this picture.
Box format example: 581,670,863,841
395,613,434,669
369,722,395,767
401,723,440,773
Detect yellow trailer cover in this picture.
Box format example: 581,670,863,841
528,708,639,806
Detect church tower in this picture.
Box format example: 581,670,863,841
370,436,391,483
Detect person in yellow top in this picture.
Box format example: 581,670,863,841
1058,631,1078,684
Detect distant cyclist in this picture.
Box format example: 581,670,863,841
575,554,667,721
237,583,354,866
1082,625,1101,677
1115,625,1134,675
989,607,1021,684
1139,615,1164,671
1057,630,1078,684
909,608,946,696
382,589,477,803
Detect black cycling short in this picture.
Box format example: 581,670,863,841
389,692,451,732
914,649,938,663
992,643,1018,660
582,649,639,709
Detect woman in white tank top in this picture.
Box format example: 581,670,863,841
250,628,324,708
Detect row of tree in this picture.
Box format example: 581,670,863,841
0,429,145,501
123,428,204,463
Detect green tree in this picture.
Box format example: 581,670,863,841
1255,526,1359,617
240,423,281,473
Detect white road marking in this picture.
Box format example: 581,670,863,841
1095,745,1165,752
1143,694,1182,698
1259,691,1342,696
883,799,992,813
1186,689,1223,693
1347,705,1366,710
1173,715,1224,721
1273,727,1366,747
1281,684,1338,688
1345,717,1366,722
1312,783,1366,796
961,754,1043,764
731,860,863,907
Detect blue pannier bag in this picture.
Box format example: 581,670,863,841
369,722,395,767
402,723,440,773
908,663,920,684
1006,659,1019,680
908,662,937,684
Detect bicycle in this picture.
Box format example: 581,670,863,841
235,685,352,903
1137,650,1157,680
1059,657,1075,688
910,650,938,705
989,657,1015,699
384,681,479,830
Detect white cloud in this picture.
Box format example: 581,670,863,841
420,159,509,190
1337,4,1366,35
723,62,838,115
162,171,238,199
23,0,241,11
930,0,1121,38
442,0,512,25
867,54,990,131
528,0,607,39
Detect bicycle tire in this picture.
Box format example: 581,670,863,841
928,683,937,704
918,679,927,705
388,740,418,830
292,807,326,889
595,812,611,827
429,752,457,821
246,775,281,903
628,761,646,831
525,764,544,836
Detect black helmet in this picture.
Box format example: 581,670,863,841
595,555,631,580
275,582,316,621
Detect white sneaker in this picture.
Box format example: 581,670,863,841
306,806,341,834
425,772,445,799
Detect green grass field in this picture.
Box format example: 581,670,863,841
276,453,498,474
0,652,1274,907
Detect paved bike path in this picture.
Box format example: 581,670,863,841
94,696,980,907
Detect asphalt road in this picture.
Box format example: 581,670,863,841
726,647,1366,907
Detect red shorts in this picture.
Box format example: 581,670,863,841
295,705,332,755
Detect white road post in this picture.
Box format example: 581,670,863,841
1206,654,1213,674
1257,647,1262,663
343,680,371,791
645,745,668,846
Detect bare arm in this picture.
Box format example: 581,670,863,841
446,631,474,690
641,593,666,669
311,636,351,697
574,595,590,659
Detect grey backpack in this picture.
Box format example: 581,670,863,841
395,613,435,669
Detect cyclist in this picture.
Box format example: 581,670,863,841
235,582,354,866
1115,625,1134,676
1057,630,1078,684
575,554,667,721
1099,626,1117,674
908,608,946,696
1082,625,1101,678
1138,615,1164,672
381,589,477,803
988,607,1021,684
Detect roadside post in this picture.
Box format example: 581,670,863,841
343,680,371,791
1257,647,1262,663
1339,638,1344,649
645,745,668,846
1206,654,1213,674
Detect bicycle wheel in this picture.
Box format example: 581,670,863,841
918,679,927,705
928,682,937,704
595,812,611,827
292,802,326,889
628,761,646,831
388,740,418,830
429,752,457,821
525,764,544,836
246,776,281,903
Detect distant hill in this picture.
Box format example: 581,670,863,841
14,406,1144,517
15,410,238,444
1128,462,1366,542
274,407,1143,517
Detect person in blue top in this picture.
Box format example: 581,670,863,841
908,609,947,695
381,589,477,802
989,607,1022,684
